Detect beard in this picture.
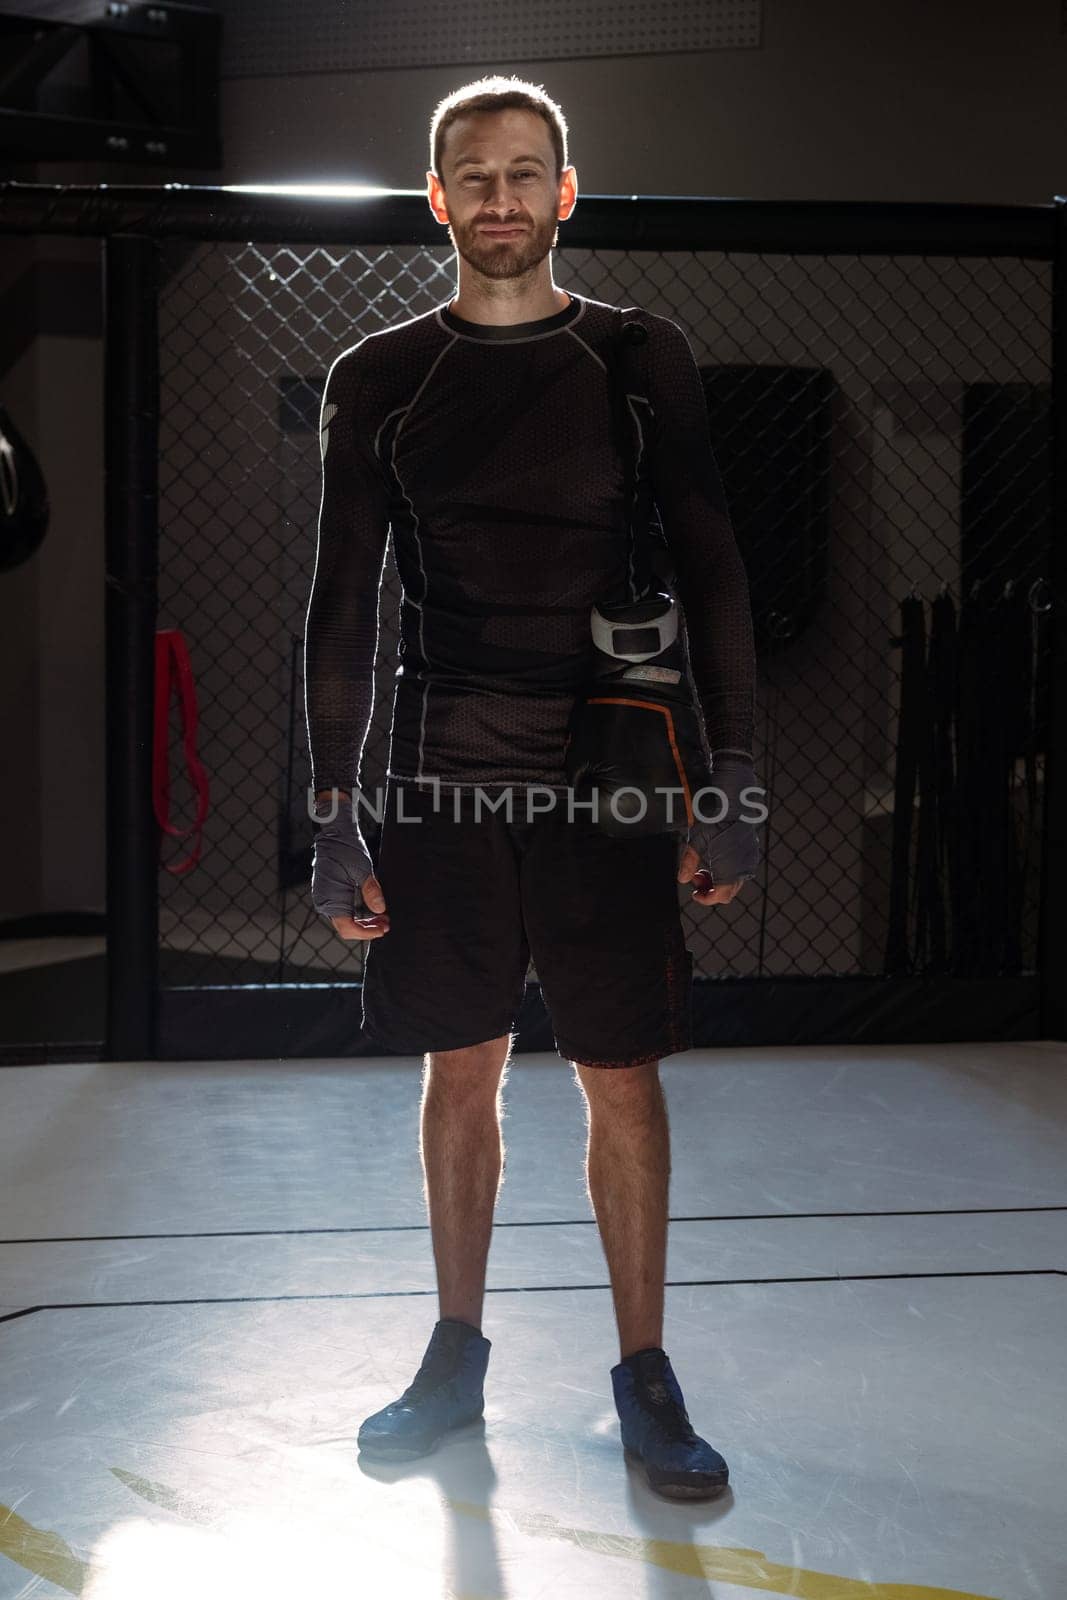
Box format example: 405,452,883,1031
448,213,560,282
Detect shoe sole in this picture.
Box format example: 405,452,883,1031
357,1411,485,1462
623,1445,729,1500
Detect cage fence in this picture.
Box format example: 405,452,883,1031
153,237,1052,996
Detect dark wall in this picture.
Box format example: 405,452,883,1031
1,0,1062,926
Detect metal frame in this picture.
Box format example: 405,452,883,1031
1,181,1062,1057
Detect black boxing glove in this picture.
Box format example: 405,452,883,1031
564,590,709,838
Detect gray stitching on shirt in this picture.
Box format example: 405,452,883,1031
434,297,587,343
387,334,461,780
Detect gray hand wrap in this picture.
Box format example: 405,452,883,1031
684,755,764,887
310,795,375,921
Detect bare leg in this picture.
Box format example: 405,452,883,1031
420,1033,512,1329
575,1059,670,1361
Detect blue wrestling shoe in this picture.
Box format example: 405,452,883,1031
611,1346,730,1499
357,1318,491,1461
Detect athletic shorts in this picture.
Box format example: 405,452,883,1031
360,777,694,1068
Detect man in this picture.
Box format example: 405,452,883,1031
304,74,762,1501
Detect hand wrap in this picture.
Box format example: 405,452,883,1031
683,754,763,887
310,793,375,921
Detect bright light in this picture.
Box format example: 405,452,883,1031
82,1503,448,1598
221,183,423,199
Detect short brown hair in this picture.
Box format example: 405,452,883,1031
429,75,569,184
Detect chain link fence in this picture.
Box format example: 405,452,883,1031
153,236,1052,997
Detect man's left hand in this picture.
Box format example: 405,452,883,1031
675,753,764,907
677,844,745,905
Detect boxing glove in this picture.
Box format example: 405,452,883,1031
564,590,710,838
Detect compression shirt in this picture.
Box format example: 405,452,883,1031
304,290,756,794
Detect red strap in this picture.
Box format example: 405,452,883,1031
153,629,210,875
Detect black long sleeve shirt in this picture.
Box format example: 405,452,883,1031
304,290,756,795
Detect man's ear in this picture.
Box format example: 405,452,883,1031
558,166,578,223
427,170,448,224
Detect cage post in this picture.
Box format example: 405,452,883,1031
104,233,160,1060
1039,195,1067,1040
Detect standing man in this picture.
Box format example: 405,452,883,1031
304,74,762,1500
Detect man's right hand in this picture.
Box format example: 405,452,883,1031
311,789,390,941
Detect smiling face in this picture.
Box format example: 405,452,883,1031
427,107,577,284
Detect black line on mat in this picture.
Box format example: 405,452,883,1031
1,1269,1063,1325
1,1204,1064,1246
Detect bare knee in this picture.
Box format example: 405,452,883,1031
574,1057,663,1118
424,1033,512,1098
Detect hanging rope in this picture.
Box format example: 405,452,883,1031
153,628,210,875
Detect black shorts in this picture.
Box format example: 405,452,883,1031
360,778,694,1068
